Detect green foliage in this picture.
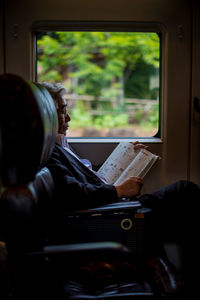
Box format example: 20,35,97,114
147,104,159,126
37,31,160,136
69,101,93,128
124,59,158,99
93,113,128,130
130,104,159,127
69,100,129,130
37,31,159,98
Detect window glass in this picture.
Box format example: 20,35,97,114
36,31,160,138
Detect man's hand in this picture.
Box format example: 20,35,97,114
115,176,143,198
132,141,149,151
114,141,148,198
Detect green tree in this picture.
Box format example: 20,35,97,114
37,31,159,98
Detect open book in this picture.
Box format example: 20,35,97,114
98,142,160,185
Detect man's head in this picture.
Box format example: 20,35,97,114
41,82,71,135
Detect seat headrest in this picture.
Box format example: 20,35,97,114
0,74,58,186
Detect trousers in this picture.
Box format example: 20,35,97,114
139,180,200,289
139,180,200,243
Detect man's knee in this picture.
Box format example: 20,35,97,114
171,180,199,194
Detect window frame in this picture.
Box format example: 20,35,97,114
33,21,165,143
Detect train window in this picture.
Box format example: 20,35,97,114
36,30,160,139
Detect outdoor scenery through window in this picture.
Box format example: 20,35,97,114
37,31,160,138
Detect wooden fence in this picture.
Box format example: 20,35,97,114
66,94,158,116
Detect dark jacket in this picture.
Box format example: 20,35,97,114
46,144,118,211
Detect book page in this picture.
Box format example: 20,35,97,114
139,154,159,178
114,148,159,185
97,142,138,184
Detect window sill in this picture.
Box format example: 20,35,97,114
68,137,163,144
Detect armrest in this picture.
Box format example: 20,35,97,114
28,241,133,263
67,200,142,215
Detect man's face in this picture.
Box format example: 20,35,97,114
55,96,71,135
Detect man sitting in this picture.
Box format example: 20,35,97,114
42,82,198,295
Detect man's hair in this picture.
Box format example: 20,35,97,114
40,82,67,99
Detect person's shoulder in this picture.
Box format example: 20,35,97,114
47,144,63,165
52,143,70,159
49,143,63,159
53,143,63,152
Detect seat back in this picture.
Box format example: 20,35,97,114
0,74,60,298
0,74,58,249
0,73,58,187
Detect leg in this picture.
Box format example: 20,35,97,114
139,180,200,242
139,180,200,296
